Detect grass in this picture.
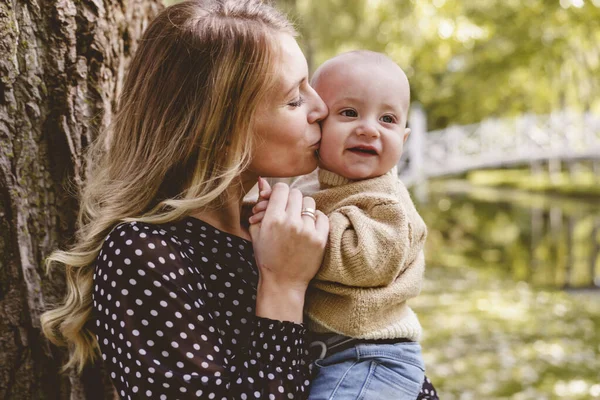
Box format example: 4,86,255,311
413,265,600,399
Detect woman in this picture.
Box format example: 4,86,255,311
41,1,439,399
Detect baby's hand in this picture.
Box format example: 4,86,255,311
249,177,272,225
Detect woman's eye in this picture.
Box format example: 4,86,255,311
288,96,305,108
381,115,395,123
341,109,358,117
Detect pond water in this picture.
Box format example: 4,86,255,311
415,181,600,290
410,181,600,399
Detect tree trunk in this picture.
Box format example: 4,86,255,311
0,0,161,398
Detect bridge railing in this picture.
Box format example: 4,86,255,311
399,106,600,187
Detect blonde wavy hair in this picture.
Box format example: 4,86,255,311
41,0,296,373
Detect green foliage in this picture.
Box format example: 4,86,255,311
286,0,600,129
163,0,600,128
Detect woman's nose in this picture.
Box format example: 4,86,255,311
307,87,328,124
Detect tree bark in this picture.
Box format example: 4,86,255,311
0,0,161,398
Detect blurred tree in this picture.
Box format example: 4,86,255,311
0,0,161,398
287,0,600,129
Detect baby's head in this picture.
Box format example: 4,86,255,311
312,51,411,180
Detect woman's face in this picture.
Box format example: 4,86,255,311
250,34,328,178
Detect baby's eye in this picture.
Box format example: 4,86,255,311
380,115,396,123
340,109,358,117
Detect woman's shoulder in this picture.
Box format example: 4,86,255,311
96,220,194,282
101,220,192,256
106,220,178,242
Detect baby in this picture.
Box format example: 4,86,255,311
253,50,428,400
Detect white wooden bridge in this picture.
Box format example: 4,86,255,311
399,106,600,186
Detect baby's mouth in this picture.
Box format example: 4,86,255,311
347,146,378,155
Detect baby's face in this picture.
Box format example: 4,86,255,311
313,60,410,180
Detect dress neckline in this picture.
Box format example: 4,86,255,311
182,215,252,244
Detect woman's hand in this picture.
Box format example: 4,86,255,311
249,177,329,322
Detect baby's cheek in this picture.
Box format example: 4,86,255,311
316,139,338,167
318,126,341,158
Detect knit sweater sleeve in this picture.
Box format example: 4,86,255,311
317,201,409,287
313,172,425,288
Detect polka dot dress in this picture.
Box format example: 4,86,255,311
92,217,440,399
418,376,439,400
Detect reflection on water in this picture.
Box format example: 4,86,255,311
416,182,600,290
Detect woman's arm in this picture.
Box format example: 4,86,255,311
93,222,316,399
249,180,329,320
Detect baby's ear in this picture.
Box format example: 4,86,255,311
403,128,411,143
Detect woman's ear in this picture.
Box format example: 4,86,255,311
403,127,411,144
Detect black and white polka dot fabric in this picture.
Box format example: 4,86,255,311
92,217,440,400
418,376,439,400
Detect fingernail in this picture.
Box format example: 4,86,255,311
260,190,268,197
257,176,263,192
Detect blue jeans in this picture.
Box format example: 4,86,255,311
308,342,425,400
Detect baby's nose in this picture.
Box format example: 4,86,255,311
356,122,379,137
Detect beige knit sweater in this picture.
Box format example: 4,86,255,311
291,168,427,341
